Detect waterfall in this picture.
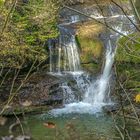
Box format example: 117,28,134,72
49,34,116,115
48,7,136,116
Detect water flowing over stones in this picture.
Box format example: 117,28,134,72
84,39,114,105
49,27,81,73
48,3,136,116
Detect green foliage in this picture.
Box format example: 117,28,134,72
0,41,47,68
116,33,140,92
116,33,140,63
12,0,59,45
0,0,4,6
0,0,60,68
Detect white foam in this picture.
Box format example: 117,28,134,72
49,102,113,117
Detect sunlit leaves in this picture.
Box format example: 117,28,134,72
135,93,140,103
0,0,4,6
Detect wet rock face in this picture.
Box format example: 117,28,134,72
18,73,63,106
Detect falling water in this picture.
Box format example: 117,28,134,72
64,35,81,72
48,6,136,116
61,82,76,104
83,39,114,110
49,27,81,73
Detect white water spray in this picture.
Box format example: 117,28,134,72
84,40,114,108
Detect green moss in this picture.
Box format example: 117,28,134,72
76,36,103,63
0,0,4,6
0,0,59,68
75,35,103,74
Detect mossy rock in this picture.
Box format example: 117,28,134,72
77,37,103,62
75,21,105,73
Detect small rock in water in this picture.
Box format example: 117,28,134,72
43,122,56,129
103,104,120,113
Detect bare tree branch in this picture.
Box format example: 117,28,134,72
63,5,140,44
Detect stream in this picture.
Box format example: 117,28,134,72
0,114,122,140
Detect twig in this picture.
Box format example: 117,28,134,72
111,112,125,140
9,65,23,95
0,58,37,115
111,0,140,32
9,120,20,134
0,67,12,87
13,111,25,135
1,0,17,34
